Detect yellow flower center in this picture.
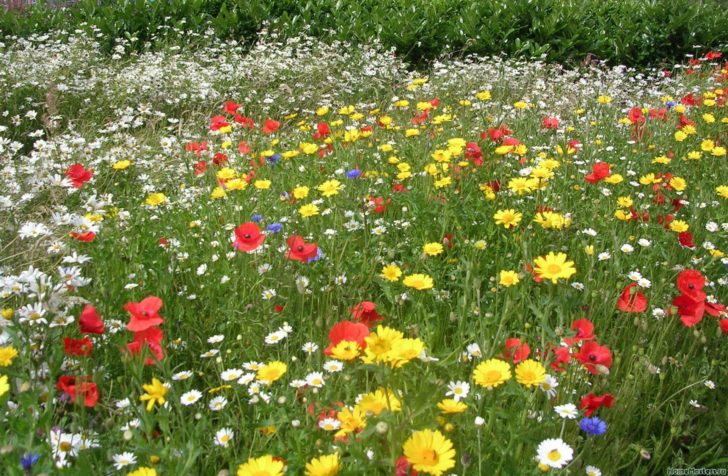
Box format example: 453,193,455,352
548,450,561,462
420,449,439,465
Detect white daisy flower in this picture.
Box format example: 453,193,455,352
554,403,579,419
539,374,559,399
445,381,470,401
112,452,137,470
214,428,234,448
323,360,344,373
209,396,228,411
180,390,202,406
536,438,573,469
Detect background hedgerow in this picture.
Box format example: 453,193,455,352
0,28,727,476
1,0,727,67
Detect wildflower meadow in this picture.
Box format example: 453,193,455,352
0,23,727,476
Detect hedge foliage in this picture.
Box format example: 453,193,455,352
1,0,727,66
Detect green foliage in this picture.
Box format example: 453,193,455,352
1,0,726,66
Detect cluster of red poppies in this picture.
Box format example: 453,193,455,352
124,296,165,365
671,270,727,331
232,221,320,263
55,305,104,407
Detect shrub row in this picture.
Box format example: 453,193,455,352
1,0,727,66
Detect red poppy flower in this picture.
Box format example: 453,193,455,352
63,337,93,357
65,163,93,188
396,455,419,476
465,142,483,166
186,141,208,155
566,318,595,345
70,231,95,242
351,301,383,327
324,321,369,355
585,162,610,184
680,93,696,106
210,115,230,131
286,235,318,262
503,338,530,363
194,160,208,176
627,107,646,125
678,231,695,249
673,294,706,327
56,376,99,407
617,283,648,313
720,318,728,334
262,118,281,134
233,222,265,252
549,346,571,373
237,141,251,155
676,270,706,302
213,152,229,167
574,341,613,375
79,304,104,334
125,296,164,332
542,116,559,129
367,196,391,214
313,122,331,140
127,326,164,365
580,393,614,417
224,101,241,114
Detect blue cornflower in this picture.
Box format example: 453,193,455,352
665,101,676,108
267,223,283,233
251,214,263,223
346,169,362,179
307,247,324,263
580,416,607,436
20,452,40,472
267,154,281,166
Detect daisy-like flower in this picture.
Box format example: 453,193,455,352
172,371,193,381
554,403,579,419
533,252,576,284
265,331,287,345
472,358,511,389
586,465,602,476
221,369,243,382
256,361,287,384
112,452,137,470
318,418,341,431
214,428,234,448
209,396,228,411
380,263,403,281
237,373,256,386
139,378,168,412
536,438,574,469
403,429,456,476
305,453,340,476
445,381,470,401
302,342,319,354
422,242,444,256
437,398,468,414
539,374,559,399
493,209,523,229
306,372,325,388
236,455,284,476
515,359,546,388
323,360,344,373
499,270,519,287
403,274,434,291
180,390,202,406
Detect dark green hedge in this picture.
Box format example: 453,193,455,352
1,0,726,66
